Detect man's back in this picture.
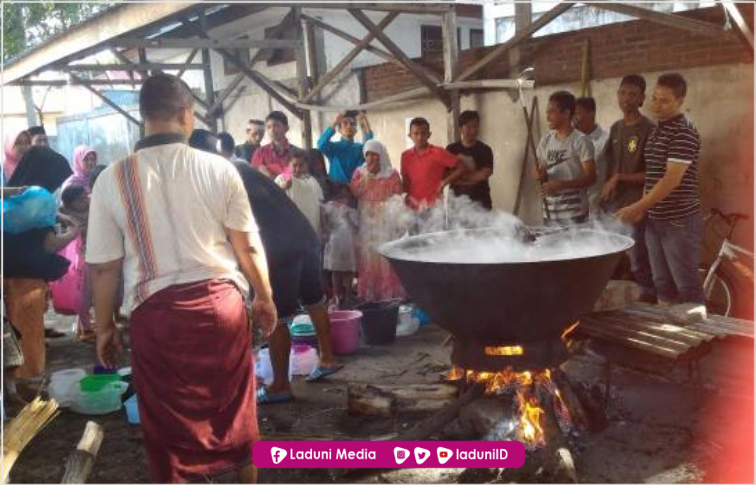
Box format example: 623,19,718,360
87,139,256,312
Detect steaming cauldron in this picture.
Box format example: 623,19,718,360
380,227,633,346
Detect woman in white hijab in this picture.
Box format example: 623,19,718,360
349,139,405,302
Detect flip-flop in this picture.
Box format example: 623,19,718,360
305,364,344,383
256,386,293,405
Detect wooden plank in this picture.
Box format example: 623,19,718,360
294,87,429,112
444,79,535,90
176,49,200,78
293,7,313,149
583,315,708,346
113,38,301,50
4,2,201,83
456,3,575,82
53,63,204,72
720,1,754,53
594,311,715,342
578,324,683,359
302,11,399,103
350,9,451,109
580,320,693,352
589,2,726,38
443,7,460,142
11,79,145,86
72,75,141,127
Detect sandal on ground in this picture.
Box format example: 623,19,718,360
44,328,66,338
305,364,344,383
256,386,293,405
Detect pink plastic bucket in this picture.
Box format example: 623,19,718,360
328,310,362,355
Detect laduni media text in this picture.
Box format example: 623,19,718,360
455,448,509,460
288,448,377,461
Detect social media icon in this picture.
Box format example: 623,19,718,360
271,447,287,465
437,447,453,465
394,447,410,465
414,447,430,465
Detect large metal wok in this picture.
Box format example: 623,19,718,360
380,227,634,345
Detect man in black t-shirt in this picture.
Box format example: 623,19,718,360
446,111,494,210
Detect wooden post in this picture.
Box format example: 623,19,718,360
61,421,104,484
509,2,532,81
443,7,460,144
302,16,321,136
293,7,313,149
199,10,217,133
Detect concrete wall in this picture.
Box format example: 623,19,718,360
363,62,755,254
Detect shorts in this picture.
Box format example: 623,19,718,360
270,246,326,319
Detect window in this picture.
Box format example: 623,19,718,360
421,25,444,56
470,29,484,49
421,25,464,56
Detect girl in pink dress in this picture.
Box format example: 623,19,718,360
350,140,405,302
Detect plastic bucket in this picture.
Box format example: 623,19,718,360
49,369,86,407
290,345,318,376
255,348,292,385
72,381,128,415
124,394,140,424
396,305,420,337
290,316,319,348
356,301,400,345
328,310,361,355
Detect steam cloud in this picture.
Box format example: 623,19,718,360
377,192,635,264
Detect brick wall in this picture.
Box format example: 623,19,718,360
362,5,754,101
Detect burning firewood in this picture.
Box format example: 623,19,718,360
347,383,458,417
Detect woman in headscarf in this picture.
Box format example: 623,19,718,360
349,139,405,302
2,130,32,182
63,145,98,191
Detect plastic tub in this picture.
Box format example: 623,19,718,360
72,381,128,415
328,310,361,355
356,301,400,345
290,345,318,376
255,348,292,385
79,374,122,393
124,394,140,425
48,369,86,407
290,316,319,348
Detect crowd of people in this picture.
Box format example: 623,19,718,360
1,69,706,482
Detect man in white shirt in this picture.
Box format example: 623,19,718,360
575,97,609,218
86,73,275,483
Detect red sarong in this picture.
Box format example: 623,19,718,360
130,279,257,483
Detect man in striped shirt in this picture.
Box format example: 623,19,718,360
534,91,596,225
617,73,705,304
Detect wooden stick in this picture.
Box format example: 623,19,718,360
61,421,104,484
396,384,483,441
348,383,457,416
578,324,682,358
551,370,588,431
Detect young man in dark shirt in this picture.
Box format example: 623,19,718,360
617,73,705,305
235,119,265,163
601,74,657,303
446,111,495,210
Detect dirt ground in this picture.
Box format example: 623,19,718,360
6,311,754,484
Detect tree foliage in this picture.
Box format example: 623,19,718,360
2,2,118,62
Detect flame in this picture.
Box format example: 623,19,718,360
445,365,465,381
561,321,580,341
485,345,524,356
461,366,575,448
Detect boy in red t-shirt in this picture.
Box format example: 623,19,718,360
400,118,469,210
